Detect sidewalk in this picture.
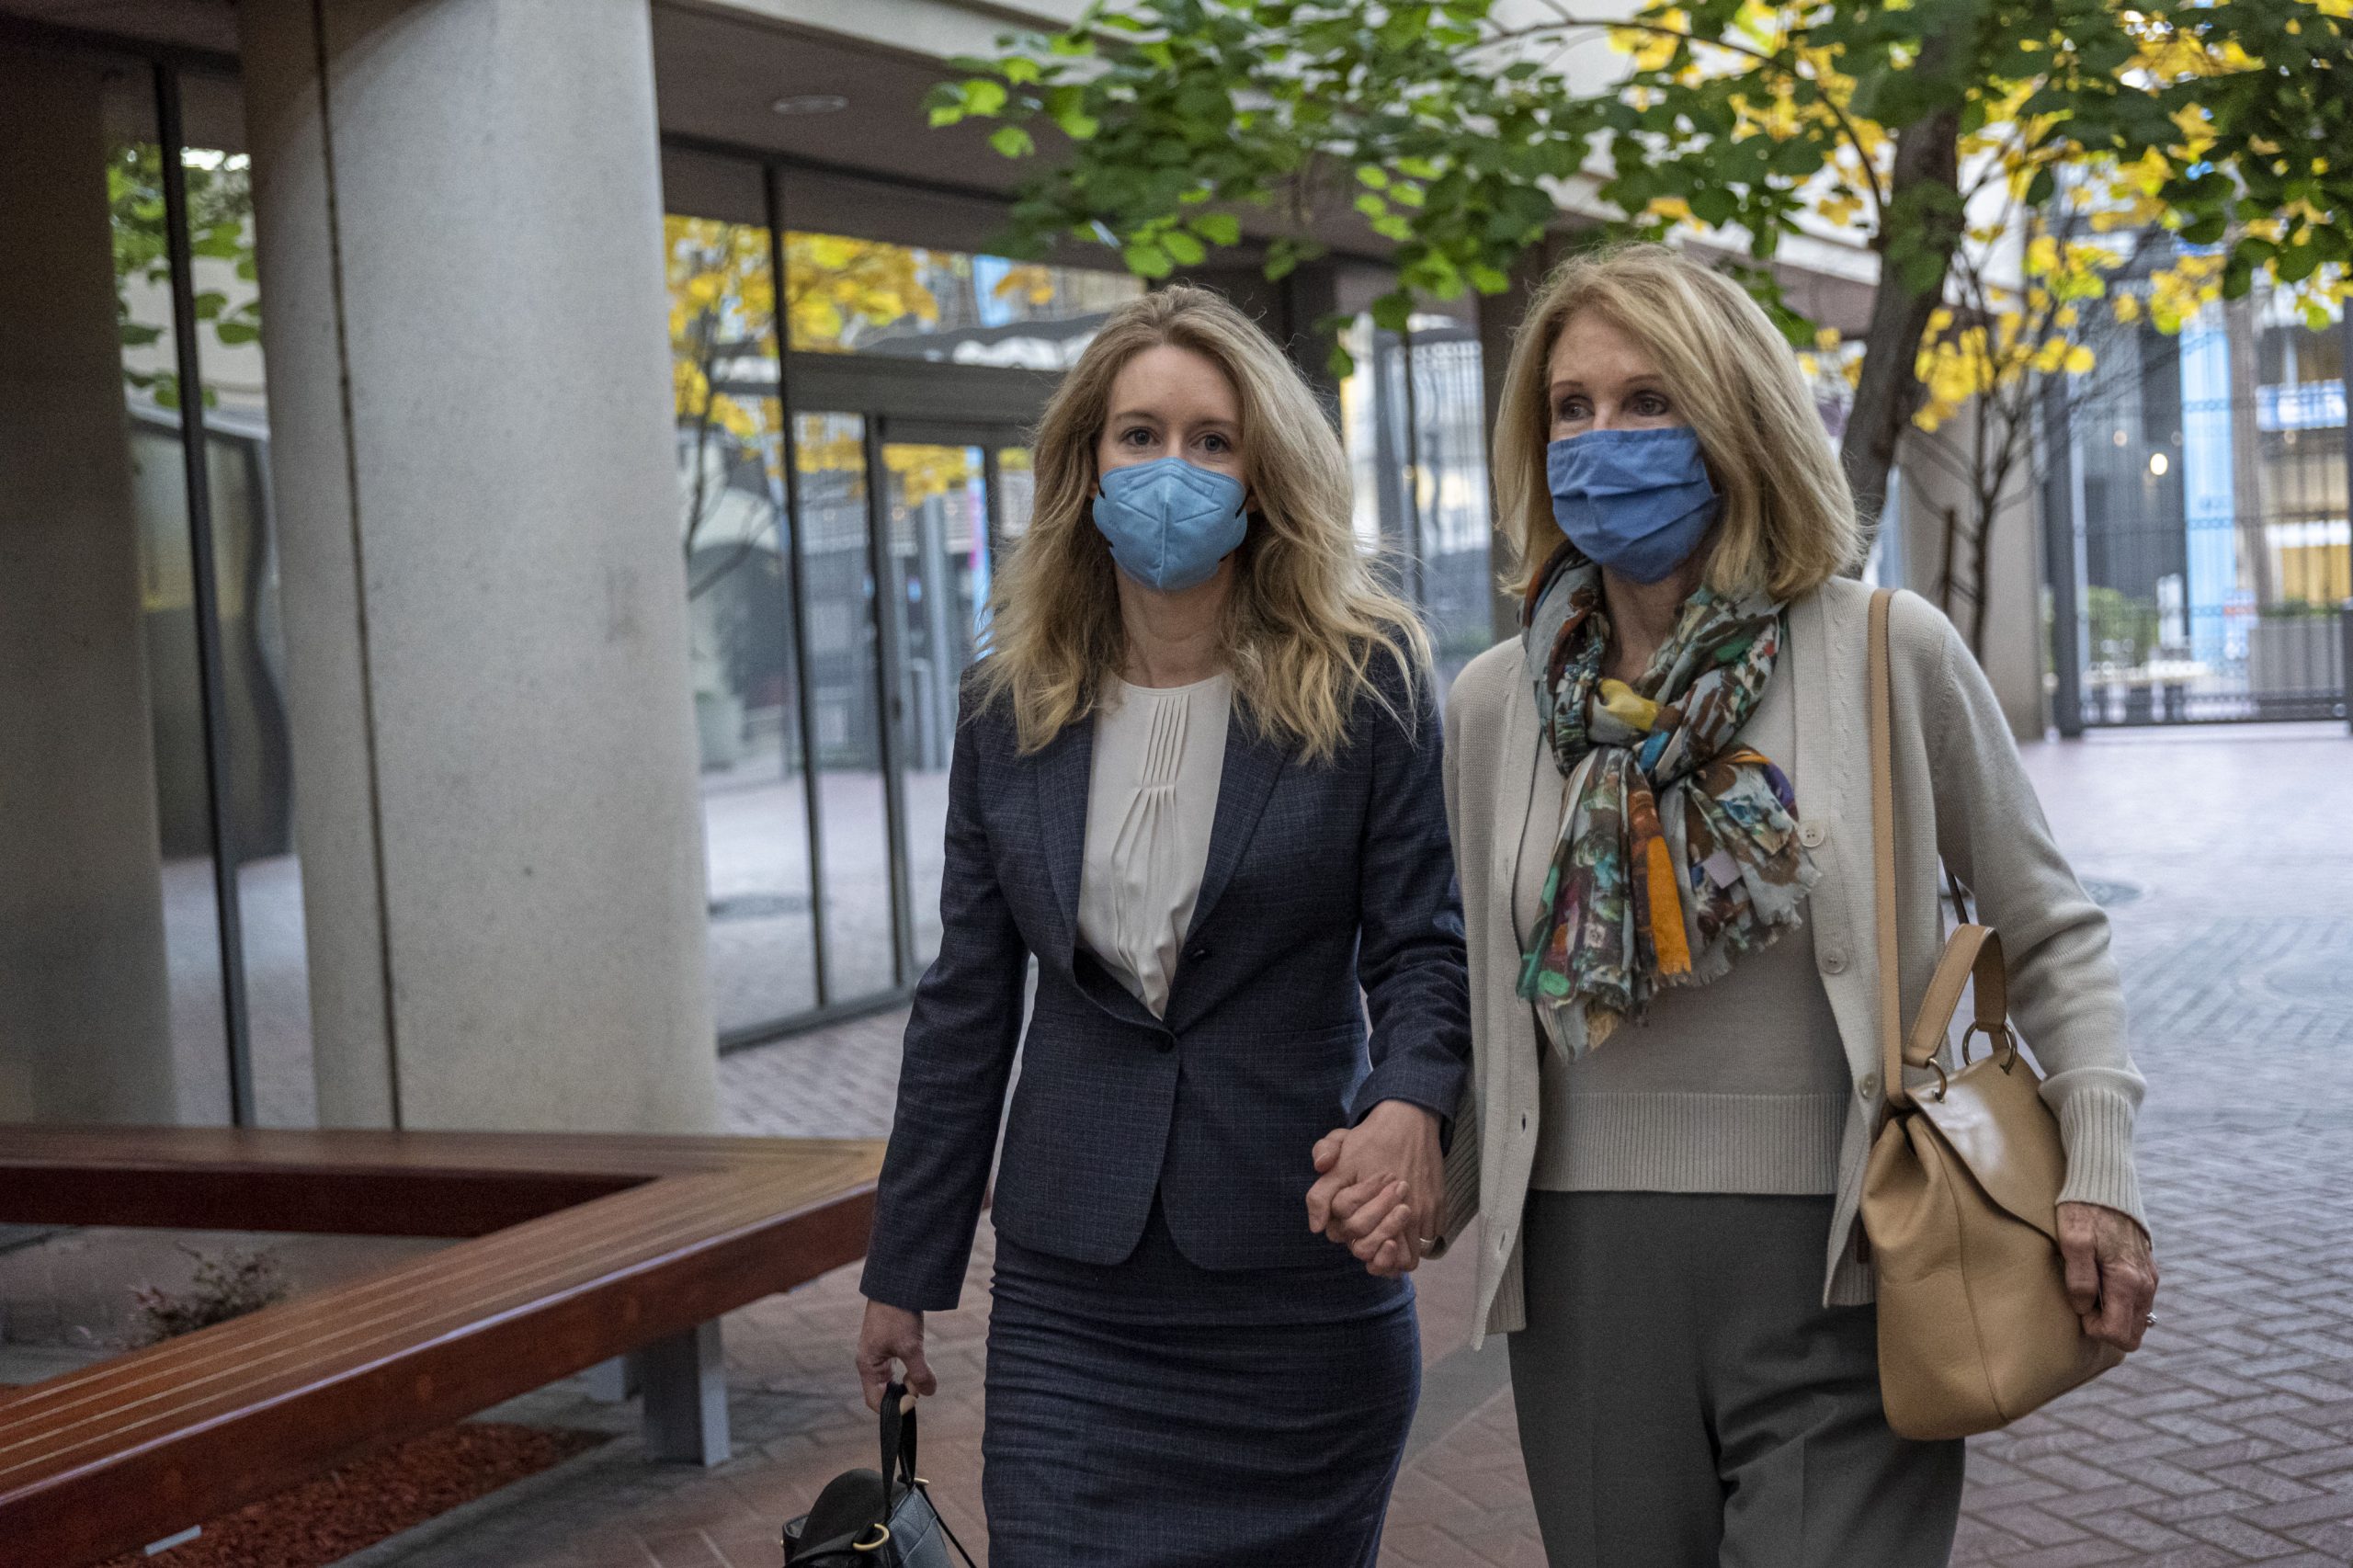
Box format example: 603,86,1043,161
356,722,2353,1568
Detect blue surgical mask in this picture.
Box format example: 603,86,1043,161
1546,426,1721,584
1091,457,1250,593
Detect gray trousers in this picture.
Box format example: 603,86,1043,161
1508,1191,1964,1568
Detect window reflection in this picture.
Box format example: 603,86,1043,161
665,214,823,1031
786,232,1142,369
1340,313,1497,690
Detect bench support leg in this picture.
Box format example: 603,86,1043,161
583,1355,640,1403
640,1319,730,1467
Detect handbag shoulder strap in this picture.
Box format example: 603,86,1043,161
1870,589,2011,1111
1869,588,1909,1108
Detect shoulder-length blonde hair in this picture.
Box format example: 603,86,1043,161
1492,244,1862,603
978,284,1429,761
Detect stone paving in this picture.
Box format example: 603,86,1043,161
244,722,2353,1565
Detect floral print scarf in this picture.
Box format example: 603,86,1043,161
1518,546,1817,1057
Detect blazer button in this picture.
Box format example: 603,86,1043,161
1186,946,1210,963
1821,948,1848,974
1154,1034,1175,1053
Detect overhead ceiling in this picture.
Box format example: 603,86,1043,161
0,0,1873,326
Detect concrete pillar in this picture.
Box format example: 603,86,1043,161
0,51,180,1124
238,0,718,1132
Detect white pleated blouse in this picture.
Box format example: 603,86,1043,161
1076,674,1233,1018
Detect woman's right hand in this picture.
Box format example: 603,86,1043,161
857,1300,937,1412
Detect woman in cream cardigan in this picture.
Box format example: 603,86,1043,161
1324,244,2161,1564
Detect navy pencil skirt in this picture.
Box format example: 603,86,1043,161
981,1199,1421,1568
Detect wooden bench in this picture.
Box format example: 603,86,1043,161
0,1126,883,1567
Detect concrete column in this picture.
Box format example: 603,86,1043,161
238,0,718,1132
0,51,180,1124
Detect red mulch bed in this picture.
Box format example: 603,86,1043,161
100,1421,609,1568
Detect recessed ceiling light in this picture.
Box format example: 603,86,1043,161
772,94,850,116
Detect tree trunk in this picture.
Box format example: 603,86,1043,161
1838,107,1966,540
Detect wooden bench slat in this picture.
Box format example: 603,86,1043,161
0,1153,876,1465
0,1129,883,1567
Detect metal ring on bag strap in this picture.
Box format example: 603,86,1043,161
853,1523,892,1552
1961,1020,2022,1073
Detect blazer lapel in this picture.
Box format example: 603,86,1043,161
1181,707,1287,942
1034,716,1095,959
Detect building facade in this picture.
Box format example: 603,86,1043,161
2,0,1895,1136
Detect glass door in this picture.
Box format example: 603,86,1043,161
877,426,1027,968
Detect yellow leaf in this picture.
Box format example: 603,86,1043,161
2063,344,2096,375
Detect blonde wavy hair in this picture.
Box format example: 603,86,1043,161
977,285,1429,761
1493,244,1863,603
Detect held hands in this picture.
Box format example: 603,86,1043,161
1306,1100,1443,1278
856,1299,937,1413
2057,1201,2160,1353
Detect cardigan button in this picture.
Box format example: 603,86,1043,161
1799,822,1827,848
1859,1073,1881,1098
1821,948,1848,974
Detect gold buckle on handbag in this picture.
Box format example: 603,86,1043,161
854,1523,892,1552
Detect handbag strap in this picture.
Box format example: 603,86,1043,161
1870,589,2012,1111
1869,589,1908,1108
880,1381,918,1492
876,1385,982,1568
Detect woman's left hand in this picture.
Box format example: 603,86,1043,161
1306,1100,1442,1277
2057,1201,2159,1352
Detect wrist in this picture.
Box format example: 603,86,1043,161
1370,1097,1439,1131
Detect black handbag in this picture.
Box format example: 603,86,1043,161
781,1383,976,1568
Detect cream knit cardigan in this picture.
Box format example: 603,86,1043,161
1436,579,2148,1346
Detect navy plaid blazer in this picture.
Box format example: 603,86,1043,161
858,660,1472,1312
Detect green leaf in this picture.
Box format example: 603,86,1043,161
1467,263,1511,294
214,321,261,346
962,79,1008,116
1162,230,1207,265
2024,167,2055,208
1689,187,1737,227
1123,240,1175,278
1371,293,1412,332
1192,212,1243,246
990,125,1036,158
1002,57,1042,85
1357,165,1390,189
1327,341,1357,380
2180,211,2228,246
1356,191,1390,220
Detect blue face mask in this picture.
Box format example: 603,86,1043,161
1546,426,1722,584
1091,457,1249,593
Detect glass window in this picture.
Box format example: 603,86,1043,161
665,210,825,1033
785,232,1142,369
1341,312,1498,691
795,413,901,1002
106,82,235,1128
881,444,991,968
182,86,314,1129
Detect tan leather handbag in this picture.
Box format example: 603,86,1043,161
1858,588,2122,1441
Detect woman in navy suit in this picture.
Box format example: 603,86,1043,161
854,285,1471,1566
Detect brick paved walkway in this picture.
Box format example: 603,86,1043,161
347,722,2353,1568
